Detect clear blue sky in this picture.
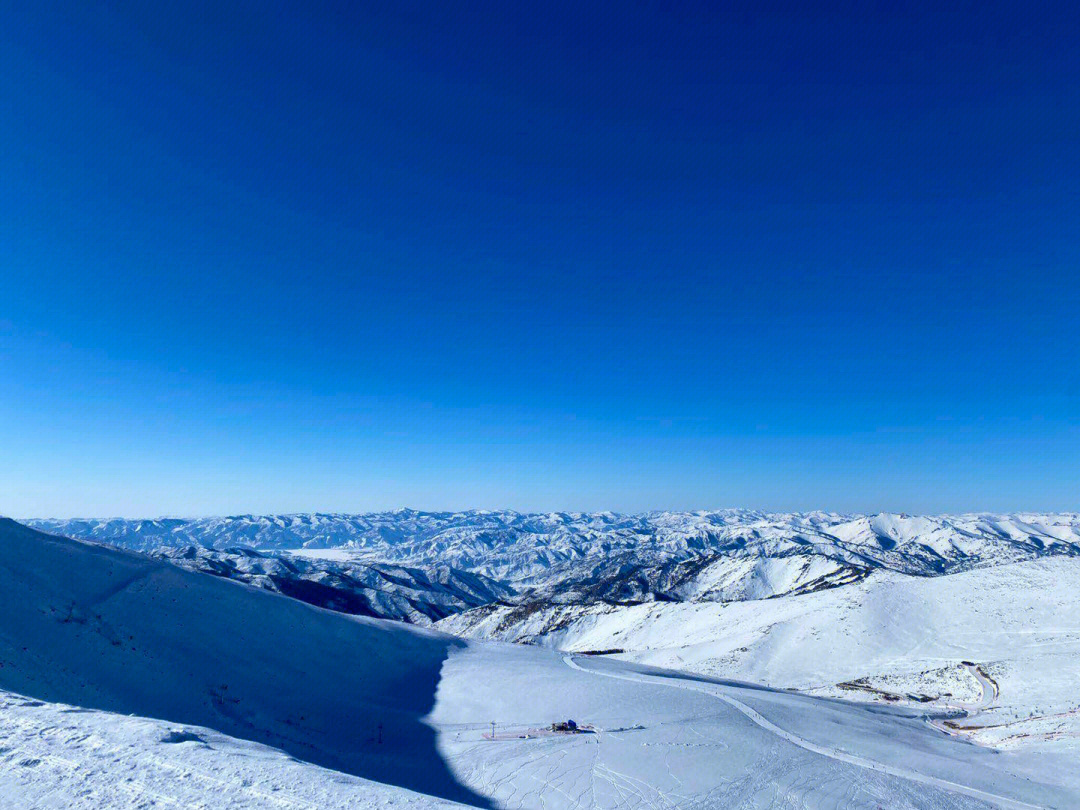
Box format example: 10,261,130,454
2,1,1078,517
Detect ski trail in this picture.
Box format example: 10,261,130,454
928,662,999,738
966,663,998,709
562,656,1042,810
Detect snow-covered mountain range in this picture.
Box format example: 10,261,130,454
29,509,1080,761
32,510,1080,607
3,517,1075,808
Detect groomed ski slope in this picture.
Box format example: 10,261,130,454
1,518,1075,808
561,656,1036,810
450,558,1080,754
432,642,1075,809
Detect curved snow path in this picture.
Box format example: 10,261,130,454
562,655,1041,810
928,662,999,738
966,664,999,710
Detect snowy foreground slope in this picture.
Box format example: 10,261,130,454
2,518,1076,809
0,518,481,806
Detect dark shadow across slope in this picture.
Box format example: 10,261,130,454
0,518,490,807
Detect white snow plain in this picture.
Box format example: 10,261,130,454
2,518,1078,808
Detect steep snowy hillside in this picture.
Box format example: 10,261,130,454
152,545,514,624
0,517,486,805
3,517,1076,808
438,558,1080,753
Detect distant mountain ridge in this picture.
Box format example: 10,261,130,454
29,511,1080,603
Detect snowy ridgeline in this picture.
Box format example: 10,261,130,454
2,517,1078,809
30,509,1080,579
30,510,1080,612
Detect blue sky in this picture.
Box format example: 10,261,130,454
2,1,1078,517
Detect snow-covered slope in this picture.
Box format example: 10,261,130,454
0,517,486,805
0,690,460,810
438,558,1080,753
4,517,1076,808
152,545,514,624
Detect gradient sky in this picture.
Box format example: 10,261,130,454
2,1,1078,517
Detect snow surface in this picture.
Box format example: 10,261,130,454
3,517,1077,808
438,559,1080,755
0,517,485,805
0,690,458,810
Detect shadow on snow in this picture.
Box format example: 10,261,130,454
0,518,491,807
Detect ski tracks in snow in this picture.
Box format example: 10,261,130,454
562,656,1041,810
